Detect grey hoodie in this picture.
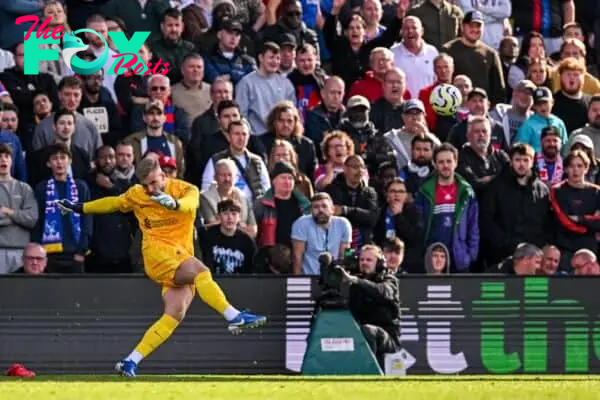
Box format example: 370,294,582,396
424,242,451,275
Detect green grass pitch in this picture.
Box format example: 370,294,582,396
1,375,600,400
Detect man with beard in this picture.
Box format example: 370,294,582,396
124,100,185,178
457,116,509,199
262,0,319,56
149,8,195,84
325,155,379,250
113,142,136,186
480,143,551,265
568,96,600,158
79,70,123,148
535,126,564,186
391,16,438,101
385,99,441,171
447,88,509,151
338,95,395,179
370,68,407,134
291,192,352,275
490,79,535,145
199,199,257,274
28,110,92,185
552,57,592,135
86,145,136,273
441,11,505,105
415,143,479,272
400,136,435,197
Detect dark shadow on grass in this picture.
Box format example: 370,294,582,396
3,375,600,383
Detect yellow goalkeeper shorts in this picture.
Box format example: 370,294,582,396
143,244,194,288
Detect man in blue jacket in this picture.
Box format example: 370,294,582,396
415,142,479,273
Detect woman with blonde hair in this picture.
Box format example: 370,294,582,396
261,100,317,180
268,139,313,199
40,0,73,82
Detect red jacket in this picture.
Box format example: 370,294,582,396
348,71,411,103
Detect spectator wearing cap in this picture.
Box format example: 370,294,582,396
391,16,439,100
324,154,379,250
338,95,395,179
565,134,600,184
159,154,178,178
124,99,185,177
267,139,314,199
324,0,407,89
291,192,352,275
263,0,319,57
511,0,575,55
202,120,270,201
457,115,509,199
287,44,327,121
385,99,441,171
202,19,257,85
535,126,564,186
370,68,407,134
516,86,568,153
455,0,511,51
406,0,463,50
148,8,195,84
490,79,535,145
130,74,190,144
348,47,403,103
0,143,37,274
447,88,509,152
102,0,169,39
172,53,212,127
480,143,551,265
278,33,297,75
260,100,318,180
415,143,479,272
441,11,505,105
551,57,592,135
419,53,454,134
235,42,296,135
199,198,258,274
254,160,310,267
305,76,346,162
200,158,257,238
568,95,600,158
85,145,135,274
550,150,600,272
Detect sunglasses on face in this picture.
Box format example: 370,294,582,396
151,86,167,92
287,11,301,17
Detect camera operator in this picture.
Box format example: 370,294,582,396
339,244,401,368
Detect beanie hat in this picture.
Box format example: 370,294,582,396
270,161,296,180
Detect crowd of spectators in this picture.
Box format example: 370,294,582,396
0,0,599,277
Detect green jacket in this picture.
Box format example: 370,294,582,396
148,36,195,84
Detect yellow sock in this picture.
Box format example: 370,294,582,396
194,270,232,314
133,313,179,358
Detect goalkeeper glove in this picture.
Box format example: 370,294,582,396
150,191,179,210
57,199,84,215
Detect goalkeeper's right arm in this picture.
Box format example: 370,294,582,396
82,196,125,214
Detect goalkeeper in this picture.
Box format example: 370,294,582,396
58,157,266,377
